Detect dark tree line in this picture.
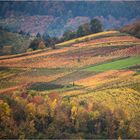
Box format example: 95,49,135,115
61,18,103,41
29,32,58,51
28,18,103,51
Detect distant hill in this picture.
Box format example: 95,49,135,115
0,1,140,18
120,20,140,38
0,28,32,55
0,15,54,36
0,1,139,37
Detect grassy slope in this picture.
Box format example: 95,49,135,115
85,56,140,72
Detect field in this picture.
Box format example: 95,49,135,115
0,30,140,139
56,31,125,47
85,56,140,72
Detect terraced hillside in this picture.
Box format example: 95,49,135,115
0,31,140,139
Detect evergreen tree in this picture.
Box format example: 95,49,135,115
63,30,76,41
36,32,41,38
77,26,85,37
81,23,91,35
77,25,85,37
90,18,103,33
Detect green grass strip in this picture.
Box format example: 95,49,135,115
85,56,140,72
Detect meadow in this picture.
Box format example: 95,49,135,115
85,56,140,72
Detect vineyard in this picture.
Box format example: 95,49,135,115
0,30,140,139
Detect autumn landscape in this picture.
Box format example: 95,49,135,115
0,1,140,139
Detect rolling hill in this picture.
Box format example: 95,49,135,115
0,1,140,37
0,30,140,139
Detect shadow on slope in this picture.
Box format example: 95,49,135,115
28,82,65,91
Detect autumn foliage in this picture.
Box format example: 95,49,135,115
0,89,139,139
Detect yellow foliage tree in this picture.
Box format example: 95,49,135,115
71,105,78,124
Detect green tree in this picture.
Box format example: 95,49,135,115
90,18,103,33
29,39,40,50
36,32,42,38
77,25,85,37
63,30,76,41
81,23,91,35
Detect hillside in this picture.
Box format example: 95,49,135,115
0,1,140,37
0,15,55,36
120,20,140,38
0,31,140,139
0,28,32,55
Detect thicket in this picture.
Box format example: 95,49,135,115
30,18,103,51
0,90,139,139
61,18,103,42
